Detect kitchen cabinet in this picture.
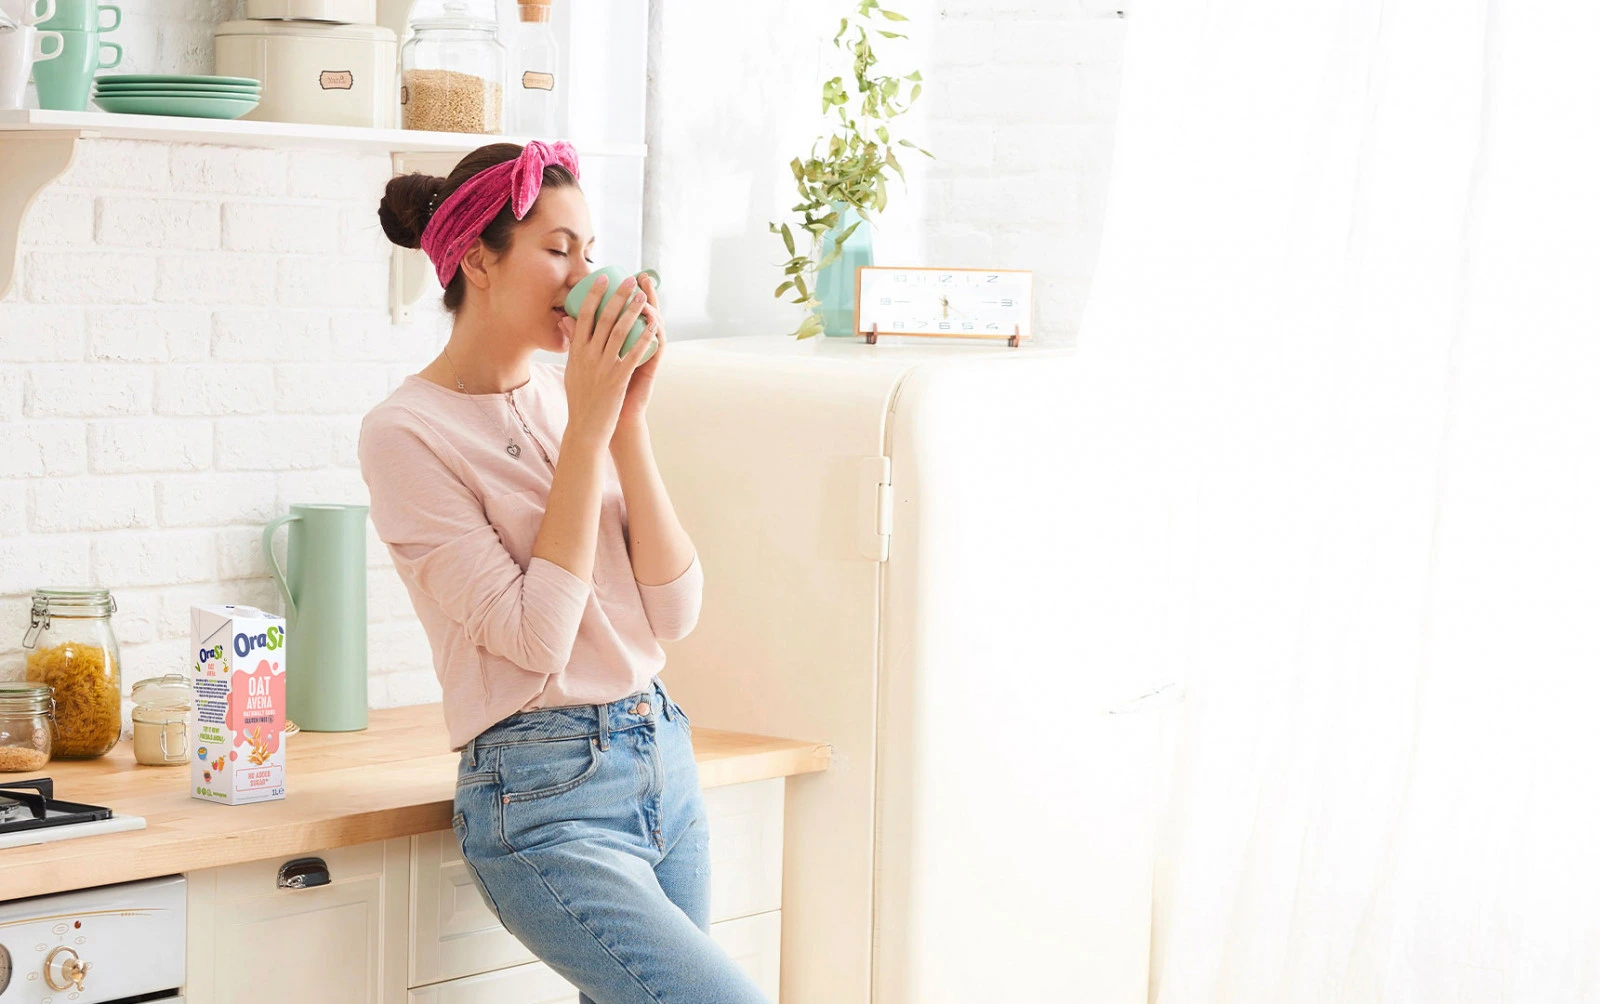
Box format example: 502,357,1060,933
189,779,787,1003
187,837,411,1004
407,912,782,1004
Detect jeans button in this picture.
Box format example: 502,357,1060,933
633,701,651,716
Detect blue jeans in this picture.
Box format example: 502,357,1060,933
452,679,769,1004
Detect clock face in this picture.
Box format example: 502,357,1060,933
855,267,1033,339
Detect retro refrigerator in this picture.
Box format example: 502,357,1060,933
648,336,1170,1004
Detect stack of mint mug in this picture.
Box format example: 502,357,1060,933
34,0,118,110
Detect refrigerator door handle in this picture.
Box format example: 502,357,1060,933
858,456,893,562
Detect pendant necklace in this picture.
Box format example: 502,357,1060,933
442,348,553,466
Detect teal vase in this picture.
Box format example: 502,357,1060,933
815,203,873,337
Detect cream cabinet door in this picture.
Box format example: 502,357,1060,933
407,911,782,1003
188,837,410,1004
410,778,785,987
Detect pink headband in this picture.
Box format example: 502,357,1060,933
419,140,582,288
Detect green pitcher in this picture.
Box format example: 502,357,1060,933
263,503,369,732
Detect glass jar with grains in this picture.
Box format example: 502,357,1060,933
0,682,54,773
21,588,122,759
401,1,505,134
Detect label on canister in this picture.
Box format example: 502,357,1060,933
522,71,555,91
320,69,354,90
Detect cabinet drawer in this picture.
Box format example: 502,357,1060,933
410,778,784,987
188,837,410,1004
407,911,782,1003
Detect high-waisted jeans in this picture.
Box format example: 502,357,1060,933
452,678,769,1004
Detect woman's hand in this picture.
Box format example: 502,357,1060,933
615,273,665,438
561,273,653,452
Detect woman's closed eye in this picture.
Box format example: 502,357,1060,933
548,250,596,264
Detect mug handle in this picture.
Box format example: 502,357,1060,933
97,40,122,69
262,513,301,621
28,0,54,26
33,31,63,61
97,3,120,30
638,268,661,289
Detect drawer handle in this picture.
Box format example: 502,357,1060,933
277,857,331,890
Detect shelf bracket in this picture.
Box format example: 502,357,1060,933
0,131,80,301
389,149,460,324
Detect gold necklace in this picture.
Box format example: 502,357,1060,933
441,348,552,465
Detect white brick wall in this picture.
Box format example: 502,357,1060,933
921,1,1128,342
0,138,446,713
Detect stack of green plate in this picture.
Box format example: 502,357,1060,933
91,75,261,120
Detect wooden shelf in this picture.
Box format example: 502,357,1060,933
0,109,646,309
0,108,647,157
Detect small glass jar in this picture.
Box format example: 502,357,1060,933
401,2,506,134
0,682,54,773
131,674,192,767
21,588,122,760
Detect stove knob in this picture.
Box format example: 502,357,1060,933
44,946,89,992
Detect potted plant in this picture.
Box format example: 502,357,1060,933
771,0,931,338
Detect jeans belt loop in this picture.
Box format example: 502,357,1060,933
465,736,478,770
595,703,610,751
658,681,674,721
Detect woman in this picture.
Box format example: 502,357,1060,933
360,140,766,1004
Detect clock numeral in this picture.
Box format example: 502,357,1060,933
938,322,952,330
1001,298,1014,308
986,274,999,283
879,297,892,306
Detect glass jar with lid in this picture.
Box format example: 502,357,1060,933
401,0,505,134
0,682,53,773
131,674,192,767
21,588,122,760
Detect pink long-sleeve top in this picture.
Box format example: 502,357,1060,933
358,368,702,751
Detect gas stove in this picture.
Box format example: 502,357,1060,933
0,778,146,850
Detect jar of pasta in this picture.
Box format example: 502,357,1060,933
0,682,54,773
21,588,122,760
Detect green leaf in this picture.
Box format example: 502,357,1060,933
877,30,903,39
907,70,922,81
910,82,922,104
880,8,907,19
775,280,795,298
876,125,890,144
834,17,849,42
795,275,809,299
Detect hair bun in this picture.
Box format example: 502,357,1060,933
378,173,445,249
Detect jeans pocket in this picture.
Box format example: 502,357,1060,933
497,735,602,803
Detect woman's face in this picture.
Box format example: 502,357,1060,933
478,185,595,354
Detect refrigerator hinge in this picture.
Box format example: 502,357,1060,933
858,456,892,562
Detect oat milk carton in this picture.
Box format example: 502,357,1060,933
190,605,287,805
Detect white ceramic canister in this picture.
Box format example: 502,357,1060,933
215,19,396,128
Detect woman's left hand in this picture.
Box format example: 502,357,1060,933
614,273,665,436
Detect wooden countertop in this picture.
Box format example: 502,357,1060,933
2,703,830,900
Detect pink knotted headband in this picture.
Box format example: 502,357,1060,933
419,140,582,287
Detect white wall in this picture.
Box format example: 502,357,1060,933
0,140,447,710
645,0,1127,344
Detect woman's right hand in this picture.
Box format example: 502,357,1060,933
561,273,654,450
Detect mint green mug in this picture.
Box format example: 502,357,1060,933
32,29,118,110
39,0,120,32
563,266,660,362
264,503,369,733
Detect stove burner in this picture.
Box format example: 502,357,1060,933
0,779,113,838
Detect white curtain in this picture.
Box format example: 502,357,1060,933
1058,2,1600,1000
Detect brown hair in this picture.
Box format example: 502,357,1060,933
377,142,579,312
